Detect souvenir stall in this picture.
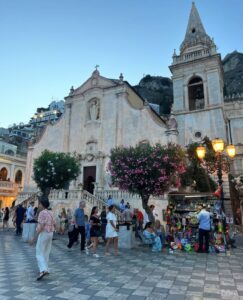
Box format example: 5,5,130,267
165,193,227,253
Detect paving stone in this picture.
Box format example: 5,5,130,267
117,288,135,295
203,293,222,299
2,231,243,300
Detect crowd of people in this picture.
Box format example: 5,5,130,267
4,193,237,282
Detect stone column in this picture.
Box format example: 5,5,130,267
96,154,105,189
63,103,72,152
10,163,15,182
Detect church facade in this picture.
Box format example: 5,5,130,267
170,2,243,176
23,3,243,196
24,70,175,192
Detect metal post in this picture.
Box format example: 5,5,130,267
217,153,224,210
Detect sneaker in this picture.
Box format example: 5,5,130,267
87,242,94,249
93,253,99,258
85,248,89,255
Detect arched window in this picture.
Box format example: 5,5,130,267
5,149,14,156
188,76,205,111
0,168,8,181
15,170,23,184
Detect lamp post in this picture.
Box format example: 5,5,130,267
196,139,236,209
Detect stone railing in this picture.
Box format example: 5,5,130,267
16,191,38,205
224,93,243,102
172,48,210,64
16,189,122,220
0,181,14,189
95,189,141,202
0,181,19,196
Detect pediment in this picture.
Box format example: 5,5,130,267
69,72,119,97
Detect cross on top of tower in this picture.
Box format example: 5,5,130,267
92,65,100,76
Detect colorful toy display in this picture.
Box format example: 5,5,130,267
166,194,227,253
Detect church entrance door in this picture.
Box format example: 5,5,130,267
83,166,96,194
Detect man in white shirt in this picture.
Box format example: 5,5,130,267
197,204,211,253
26,201,35,223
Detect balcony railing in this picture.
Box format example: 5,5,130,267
0,181,19,196
172,49,210,64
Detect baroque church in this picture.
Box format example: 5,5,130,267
24,71,177,193
23,2,243,196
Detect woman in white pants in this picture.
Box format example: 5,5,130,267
35,196,55,281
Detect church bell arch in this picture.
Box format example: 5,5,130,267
187,76,205,111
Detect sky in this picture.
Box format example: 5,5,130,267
0,0,243,128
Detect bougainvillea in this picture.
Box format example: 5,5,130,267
33,150,80,195
109,143,186,222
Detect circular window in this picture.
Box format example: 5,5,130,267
195,131,202,138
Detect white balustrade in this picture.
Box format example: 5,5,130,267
16,188,124,219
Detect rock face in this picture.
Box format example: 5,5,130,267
133,52,243,115
133,75,173,115
223,51,243,95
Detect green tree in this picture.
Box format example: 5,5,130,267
109,143,186,222
33,150,80,195
181,137,229,192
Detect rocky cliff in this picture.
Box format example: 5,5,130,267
133,75,173,115
223,51,243,95
134,51,243,114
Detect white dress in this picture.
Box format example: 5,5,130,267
106,212,118,238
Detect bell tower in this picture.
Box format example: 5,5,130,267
169,2,226,145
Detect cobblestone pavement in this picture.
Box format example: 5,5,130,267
1,230,243,300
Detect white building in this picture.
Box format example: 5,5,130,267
24,70,176,193
0,140,26,208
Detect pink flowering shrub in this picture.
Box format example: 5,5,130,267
109,143,186,221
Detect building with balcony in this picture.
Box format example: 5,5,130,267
0,140,26,208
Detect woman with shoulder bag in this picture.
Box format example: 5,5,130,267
89,206,101,258
34,195,56,281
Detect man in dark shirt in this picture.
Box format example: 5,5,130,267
15,204,26,236
67,201,86,252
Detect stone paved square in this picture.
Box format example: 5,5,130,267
1,230,243,299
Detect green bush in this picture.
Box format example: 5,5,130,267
33,150,80,195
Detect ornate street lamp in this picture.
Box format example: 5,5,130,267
196,146,206,160
226,145,236,158
196,139,236,209
212,138,224,153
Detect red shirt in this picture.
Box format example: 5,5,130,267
137,211,144,222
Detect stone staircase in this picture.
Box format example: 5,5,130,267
15,189,122,221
